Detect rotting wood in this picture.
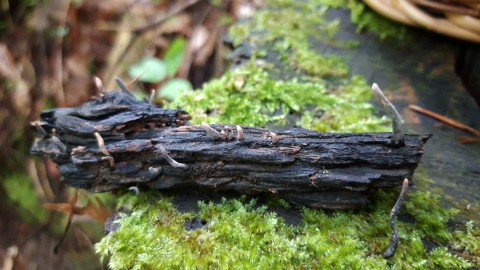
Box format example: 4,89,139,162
31,81,430,210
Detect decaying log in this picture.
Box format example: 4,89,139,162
31,81,430,209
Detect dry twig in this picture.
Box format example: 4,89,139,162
409,104,480,143
372,84,405,146
383,178,410,258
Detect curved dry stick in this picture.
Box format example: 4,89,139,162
372,83,405,146
53,189,78,254
383,178,410,258
95,132,115,167
94,132,111,156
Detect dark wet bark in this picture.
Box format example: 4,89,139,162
31,90,430,209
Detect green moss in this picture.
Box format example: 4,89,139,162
170,64,389,132
95,177,478,270
404,191,459,242
452,221,480,263
96,188,478,269
229,0,349,78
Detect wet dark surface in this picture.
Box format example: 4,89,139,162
321,9,480,220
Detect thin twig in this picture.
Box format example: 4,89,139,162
458,136,480,144
383,178,410,259
409,105,480,137
372,84,405,146
53,189,78,254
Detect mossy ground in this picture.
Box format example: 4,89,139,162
96,184,479,269
95,0,479,269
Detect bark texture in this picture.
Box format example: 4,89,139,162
31,90,430,209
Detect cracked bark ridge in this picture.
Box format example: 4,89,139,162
31,90,430,209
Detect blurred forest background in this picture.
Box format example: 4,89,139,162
0,0,260,268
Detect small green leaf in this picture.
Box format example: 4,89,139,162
128,57,167,83
164,38,186,77
158,79,192,101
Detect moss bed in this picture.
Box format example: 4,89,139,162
95,0,480,269
96,186,479,269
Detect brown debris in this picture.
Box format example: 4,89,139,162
409,104,480,143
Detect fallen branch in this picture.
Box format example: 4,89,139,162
31,81,430,209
